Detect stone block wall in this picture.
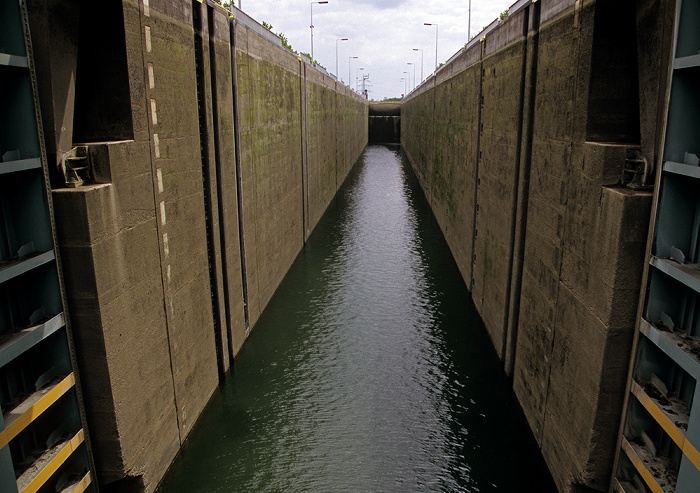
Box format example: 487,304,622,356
31,0,367,491
401,0,673,491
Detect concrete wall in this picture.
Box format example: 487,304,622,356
402,0,674,491
235,22,367,328
31,0,367,491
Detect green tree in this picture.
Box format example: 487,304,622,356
213,0,233,9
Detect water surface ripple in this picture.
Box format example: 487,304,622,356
158,145,555,492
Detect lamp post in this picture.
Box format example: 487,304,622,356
407,62,415,90
403,71,410,93
336,38,348,79
348,56,358,87
424,22,438,71
413,48,423,82
400,77,406,96
310,1,328,63
468,0,472,41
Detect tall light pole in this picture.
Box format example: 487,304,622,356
403,71,410,93
336,38,348,79
407,62,415,90
400,77,406,96
468,0,472,41
356,67,364,91
424,23,438,71
348,56,358,87
413,48,423,82
310,1,328,63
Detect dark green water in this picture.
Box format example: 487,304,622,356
158,145,555,492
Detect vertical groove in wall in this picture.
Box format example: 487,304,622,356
139,0,183,447
335,83,339,191
505,0,541,377
429,80,435,207
230,18,250,336
193,1,225,376
470,39,486,294
501,5,532,369
539,0,580,443
298,58,306,244
302,62,310,242
208,7,234,367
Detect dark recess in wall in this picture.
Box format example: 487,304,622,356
368,116,400,143
73,0,133,143
586,0,641,143
368,103,400,143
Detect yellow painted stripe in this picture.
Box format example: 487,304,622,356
0,373,75,449
683,441,700,474
68,471,92,493
21,429,84,493
631,382,687,445
621,437,665,493
631,381,700,471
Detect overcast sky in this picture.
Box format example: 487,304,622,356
237,0,516,100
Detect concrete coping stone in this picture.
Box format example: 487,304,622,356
52,183,112,193
202,0,370,97
228,6,283,49
405,0,580,101
208,1,339,83
407,2,525,99
540,0,580,25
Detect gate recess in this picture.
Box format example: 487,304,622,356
0,1,94,491
614,1,700,491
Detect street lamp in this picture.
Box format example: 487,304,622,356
403,71,410,93
310,1,328,63
407,62,415,90
413,48,423,82
400,77,406,96
468,0,472,41
424,22,438,71
336,38,348,79
348,56,358,87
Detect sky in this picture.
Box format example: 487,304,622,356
235,0,516,100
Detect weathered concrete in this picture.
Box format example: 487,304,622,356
402,0,671,491
31,0,367,491
235,22,367,328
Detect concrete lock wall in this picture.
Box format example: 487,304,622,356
29,0,367,490
402,0,674,491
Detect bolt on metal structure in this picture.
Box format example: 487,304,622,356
613,1,700,491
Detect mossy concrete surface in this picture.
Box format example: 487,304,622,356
401,0,672,491
37,0,367,491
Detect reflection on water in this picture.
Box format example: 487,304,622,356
158,145,555,492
